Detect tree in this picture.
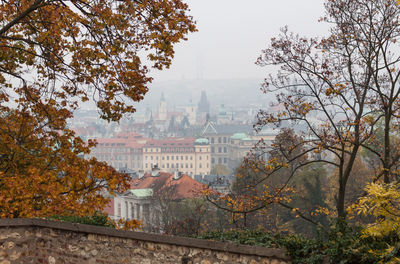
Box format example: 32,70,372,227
0,0,196,121
255,0,400,219
0,109,130,218
210,164,229,176
0,0,196,218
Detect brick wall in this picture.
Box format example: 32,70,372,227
0,218,290,264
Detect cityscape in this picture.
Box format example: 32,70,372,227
1,0,400,263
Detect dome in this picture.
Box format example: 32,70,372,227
195,138,209,145
231,133,247,140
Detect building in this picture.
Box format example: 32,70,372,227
87,132,147,171
142,137,211,177
105,169,207,232
200,121,253,170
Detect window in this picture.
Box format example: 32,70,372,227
224,158,227,163
185,164,188,168
185,156,188,160
211,158,215,164
162,157,165,160
167,163,169,168
167,156,169,160
172,164,174,168
117,203,121,217
218,157,222,163
207,163,209,168
176,156,179,160
199,163,202,168
130,203,134,219
199,156,202,160
172,156,174,160
224,147,227,153
125,201,128,219
223,137,227,143
211,147,215,153
218,147,222,153
145,164,148,168
181,164,183,168
162,164,165,168
211,138,214,143
181,156,183,160
218,137,221,143
190,164,193,168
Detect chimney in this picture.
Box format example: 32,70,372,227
151,164,160,177
138,170,145,179
173,171,183,180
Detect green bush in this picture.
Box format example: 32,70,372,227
196,220,400,264
47,212,115,228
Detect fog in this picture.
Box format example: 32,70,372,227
151,0,329,82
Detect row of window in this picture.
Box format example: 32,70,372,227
144,163,209,169
211,147,228,153
211,157,228,164
94,148,130,153
144,147,195,153
208,137,228,144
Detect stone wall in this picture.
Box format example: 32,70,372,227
0,218,290,264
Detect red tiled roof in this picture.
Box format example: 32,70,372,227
129,172,207,199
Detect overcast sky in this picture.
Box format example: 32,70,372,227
151,0,330,82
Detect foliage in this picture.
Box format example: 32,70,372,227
210,164,229,176
0,109,130,218
348,182,400,262
48,212,115,227
255,0,400,219
48,212,141,231
197,220,400,264
0,0,195,219
0,0,196,121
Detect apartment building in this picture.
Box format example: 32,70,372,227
142,137,211,176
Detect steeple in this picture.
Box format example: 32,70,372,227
198,90,210,113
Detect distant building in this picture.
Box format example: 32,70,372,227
87,132,147,171
200,121,254,170
142,137,211,177
197,90,210,114
105,169,206,232
158,93,167,121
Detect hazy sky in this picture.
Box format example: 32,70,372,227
151,0,330,82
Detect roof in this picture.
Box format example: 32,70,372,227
201,121,252,136
144,138,195,148
231,133,247,140
129,172,206,200
195,138,209,145
127,188,153,198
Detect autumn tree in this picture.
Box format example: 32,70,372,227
0,0,196,218
255,0,400,219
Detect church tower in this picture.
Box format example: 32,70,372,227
158,92,167,121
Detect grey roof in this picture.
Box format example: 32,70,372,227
201,121,253,136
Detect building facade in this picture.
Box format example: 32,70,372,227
142,137,211,177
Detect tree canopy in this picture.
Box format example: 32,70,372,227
0,0,196,219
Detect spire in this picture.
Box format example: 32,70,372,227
198,90,210,113
161,92,165,102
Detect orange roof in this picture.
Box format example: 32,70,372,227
129,172,207,199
